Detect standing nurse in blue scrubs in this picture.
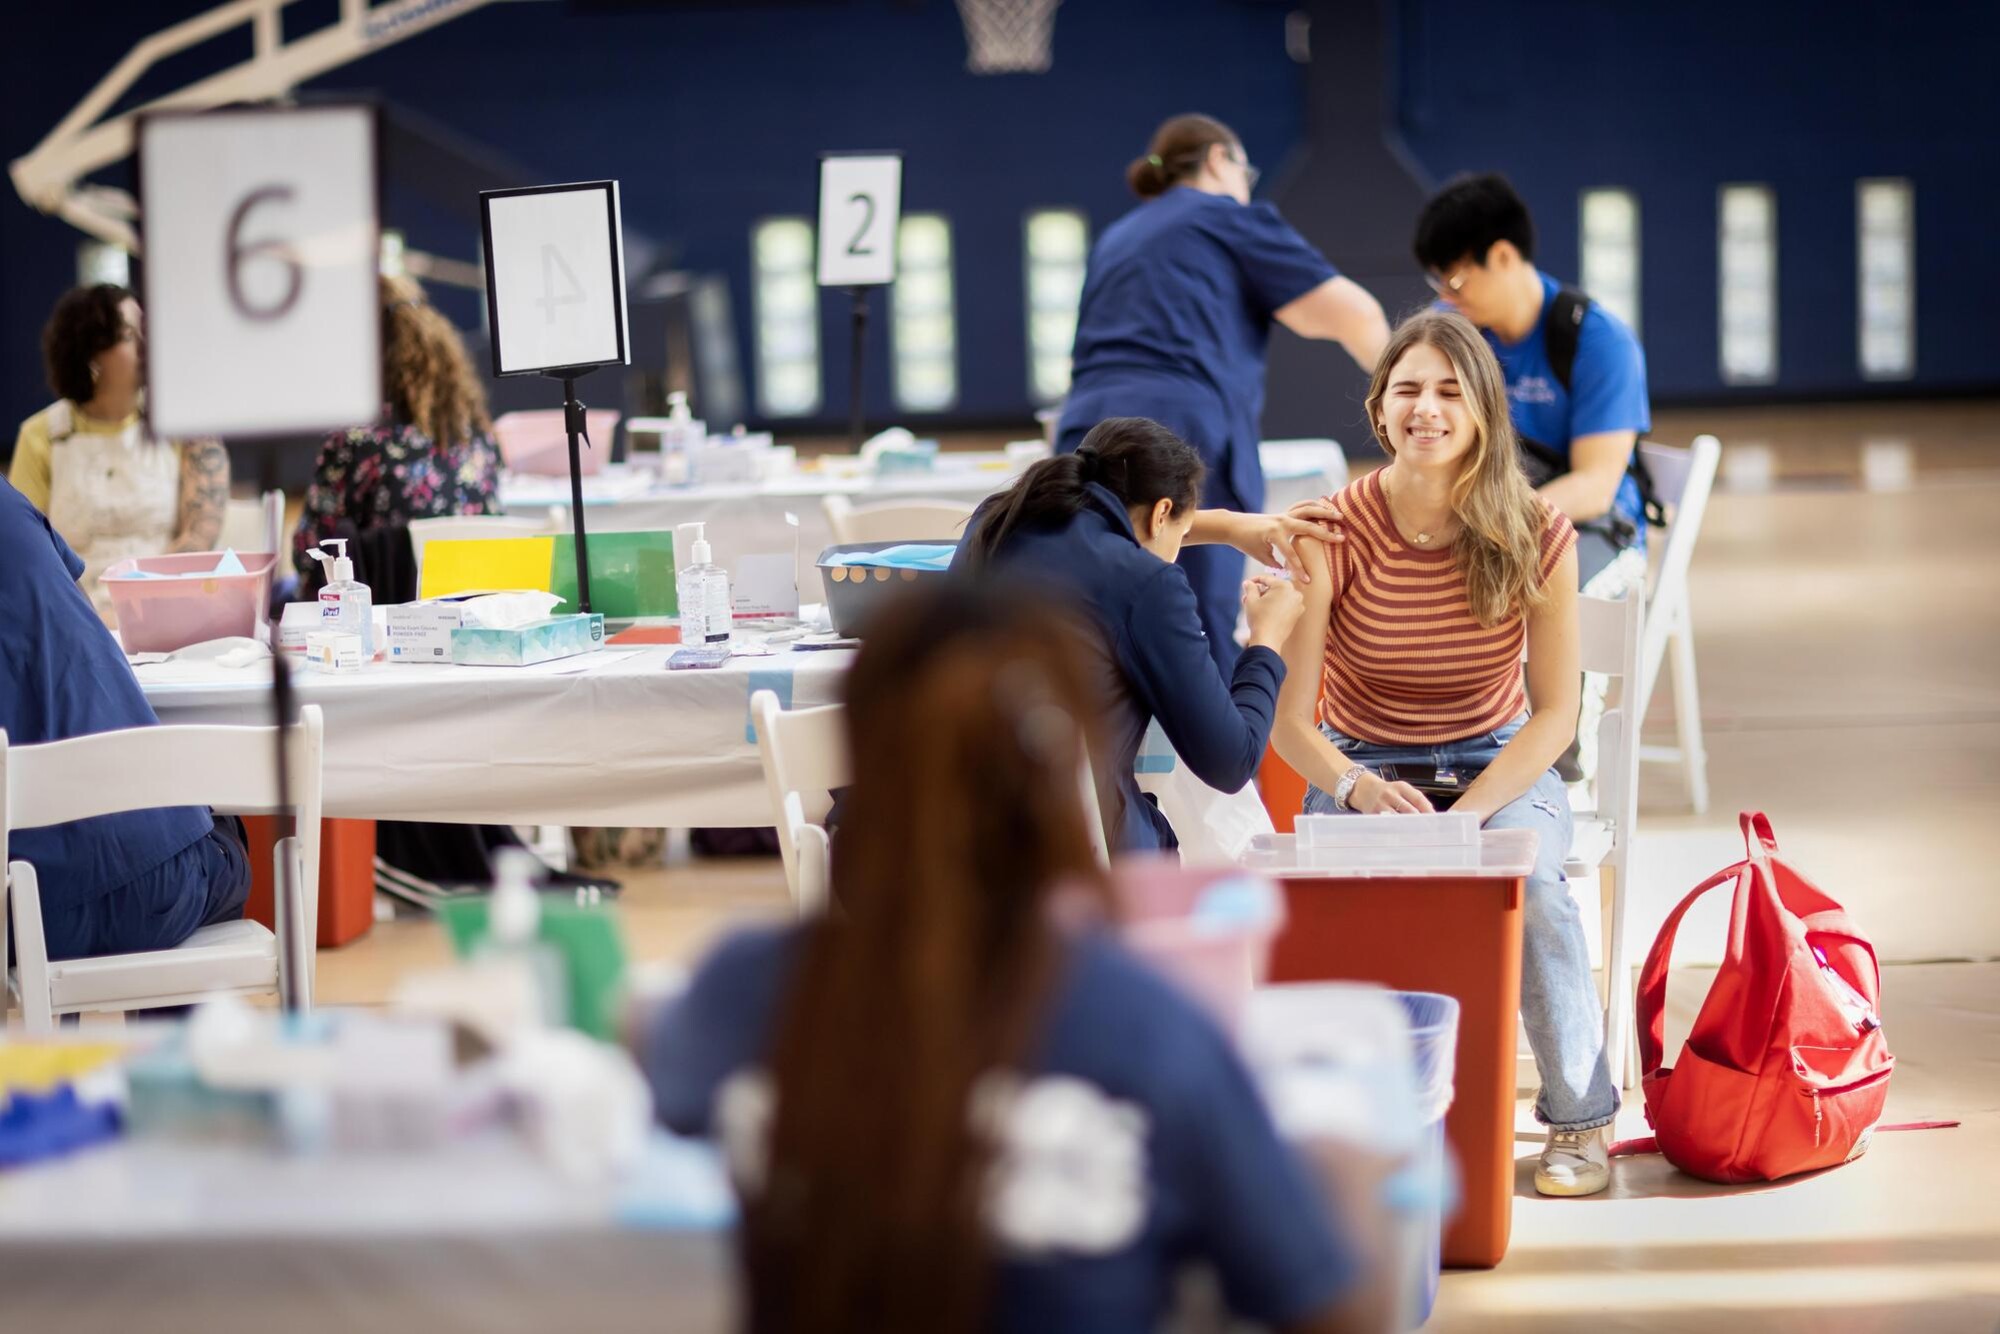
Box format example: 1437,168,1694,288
1057,113,1389,671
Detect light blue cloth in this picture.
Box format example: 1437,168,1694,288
825,544,956,570
107,549,249,579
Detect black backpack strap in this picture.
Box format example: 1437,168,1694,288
1544,287,1590,396
1537,285,1669,529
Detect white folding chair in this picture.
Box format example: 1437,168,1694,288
216,488,286,557
1636,435,1721,813
751,690,1111,914
1518,594,1644,1093
822,495,975,545
2,706,324,1035
751,691,848,915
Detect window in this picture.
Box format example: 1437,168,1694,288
76,239,130,288
1857,179,1914,379
752,218,822,417
1023,209,1090,404
1718,185,1777,384
891,214,957,412
1578,189,1640,335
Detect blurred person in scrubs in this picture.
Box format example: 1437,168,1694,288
641,582,1380,1334
1056,113,1389,671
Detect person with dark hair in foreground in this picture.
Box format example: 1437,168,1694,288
955,415,1333,854
0,474,249,962
640,581,1374,1334
1057,113,1389,673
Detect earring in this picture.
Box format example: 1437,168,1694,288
90,363,100,383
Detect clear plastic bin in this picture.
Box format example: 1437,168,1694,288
103,551,276,652
1297,811,1479,848
1110,860,1285,1032
1242,984,1460,1329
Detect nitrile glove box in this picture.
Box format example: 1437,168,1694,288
384,601,465,663
450,613,605,667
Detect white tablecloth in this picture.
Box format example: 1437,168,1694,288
138,644,849,828
137,645,1271,859
501,441,1348,602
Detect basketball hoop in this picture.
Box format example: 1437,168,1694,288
955,0,1061,74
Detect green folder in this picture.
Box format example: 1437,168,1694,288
550,530,678,620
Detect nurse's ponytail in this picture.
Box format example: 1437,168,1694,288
1127,113,1240,198
959,416,1205,566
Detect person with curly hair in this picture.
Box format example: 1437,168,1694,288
8,284,229,621
292,273,501,579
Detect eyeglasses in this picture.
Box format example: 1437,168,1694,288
1230,150,1262,192
1425,265,1473,297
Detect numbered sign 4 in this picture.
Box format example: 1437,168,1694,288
137,105,381,439
481,181,631,377
817,153,903,287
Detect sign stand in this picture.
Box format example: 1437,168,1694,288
136,103,383,1017
478,178,632,616
816,152,902,452
548,368,597,612
846,286,869,450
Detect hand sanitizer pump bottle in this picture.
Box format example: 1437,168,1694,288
305,538,373,657
676,522,732,645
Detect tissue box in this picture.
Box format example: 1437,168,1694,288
385,601,465,664
450,613,605,667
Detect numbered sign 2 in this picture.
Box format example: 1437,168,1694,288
137,105,380,439
481,180,630,377
817,153,902,287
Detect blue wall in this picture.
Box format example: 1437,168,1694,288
1393,0,1999,398
0,0,1990,453
0,0,1306,440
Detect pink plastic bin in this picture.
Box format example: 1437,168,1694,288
1111,858,1286,1033
494,409,620,476
103,551,276,652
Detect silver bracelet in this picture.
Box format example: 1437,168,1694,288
1331,763,1367,811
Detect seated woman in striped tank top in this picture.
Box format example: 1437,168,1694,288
1273,310,1619,1198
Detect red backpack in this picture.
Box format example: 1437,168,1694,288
1635,813,1894,1184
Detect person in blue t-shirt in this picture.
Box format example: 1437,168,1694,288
639,582,1374,1334
1413,173,1652,593
1058,113,1389,674
0,476,250,965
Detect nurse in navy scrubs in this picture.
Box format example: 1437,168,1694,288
1057,113,1388,671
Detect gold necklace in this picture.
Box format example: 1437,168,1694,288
1383,471,1451,547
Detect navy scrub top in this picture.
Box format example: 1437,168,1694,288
0,477,212,910
645,924,1357,1333
1055,186,1339,511
950,483,1285,853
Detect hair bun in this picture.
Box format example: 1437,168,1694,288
1125,154,1168,199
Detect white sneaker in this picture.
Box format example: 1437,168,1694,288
1534,1127,1610,1197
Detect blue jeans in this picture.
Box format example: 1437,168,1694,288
40,816,251,962
1302,717,1619,1131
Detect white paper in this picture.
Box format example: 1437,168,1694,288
140,105,380,438
732,553,800,621
485,182,629,374
816,155,902,287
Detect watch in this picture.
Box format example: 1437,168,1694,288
1331,763,1368,811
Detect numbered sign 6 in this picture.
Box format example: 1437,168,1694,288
138,105,381,439
481,180,630,377
817,153,903,287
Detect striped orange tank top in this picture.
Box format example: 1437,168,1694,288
1317,469,1576,745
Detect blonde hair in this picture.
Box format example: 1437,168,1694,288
381,274,492,450
1364,310,1553,627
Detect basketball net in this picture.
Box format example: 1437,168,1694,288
955,0,1061,74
